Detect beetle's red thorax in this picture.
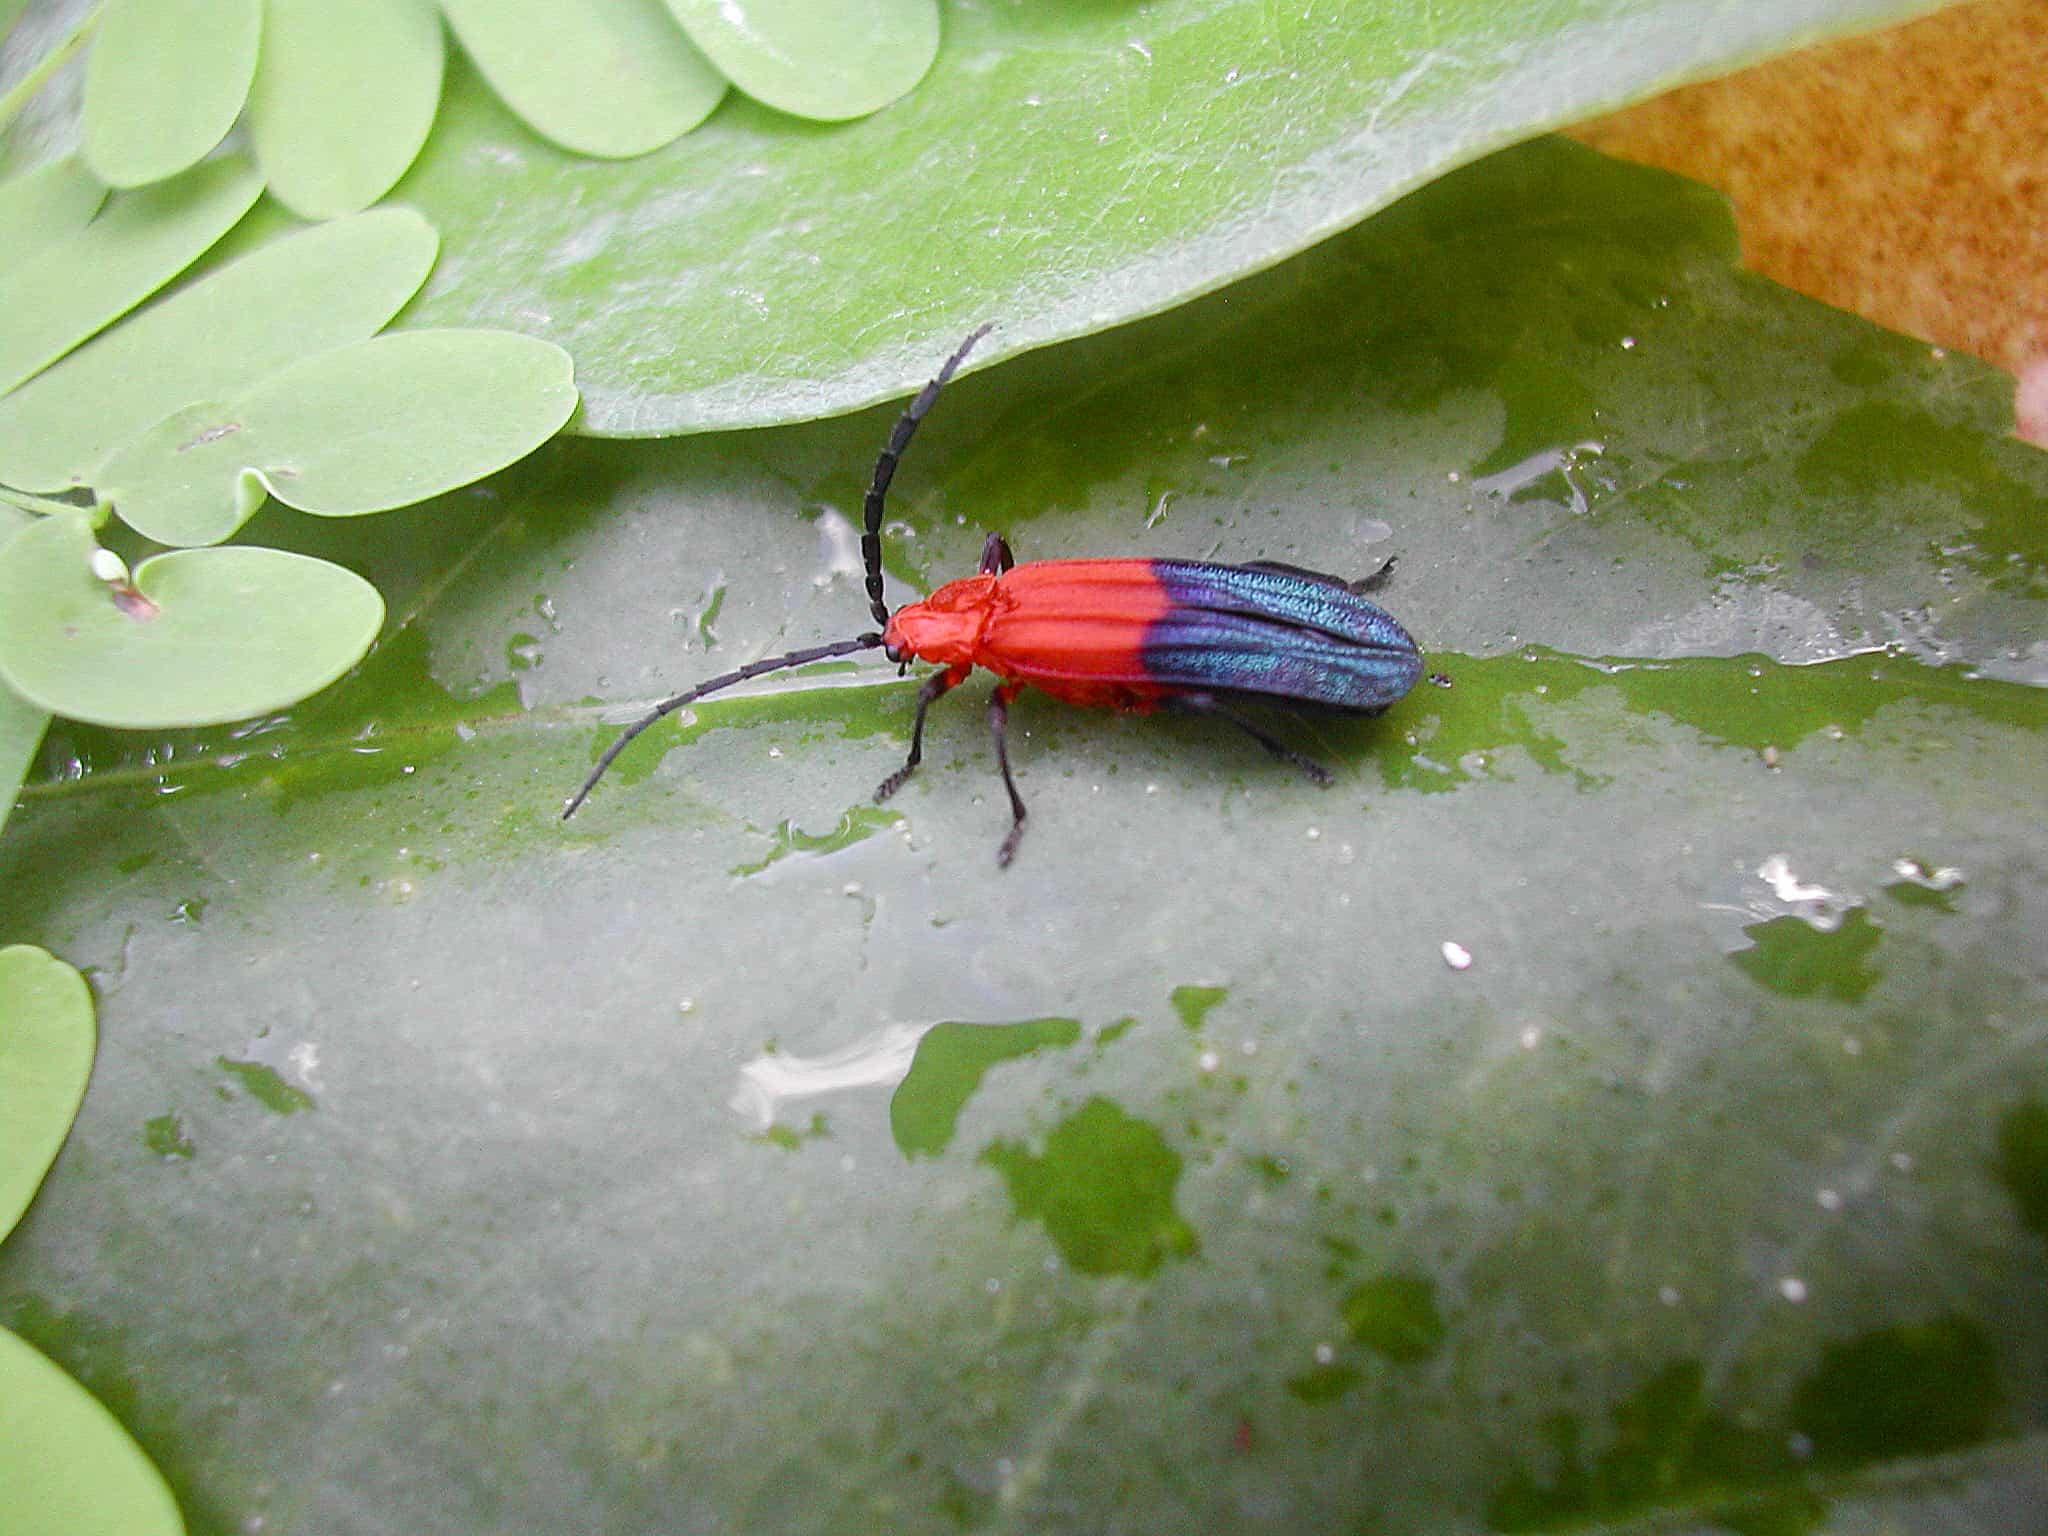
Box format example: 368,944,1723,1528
886,560,1182,710
884,572,1003,669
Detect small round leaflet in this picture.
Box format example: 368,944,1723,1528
82,0,261,187
0,1328,184,1536
0,944,93,1244
247,0,447,218
0,514,384,729
0,156,106,247
98,329,580,548
664,0,939,120
441,0,725,157
0,156,263,396
0,207,441,494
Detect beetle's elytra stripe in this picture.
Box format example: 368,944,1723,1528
1140,560,1422,711
1142,623,1419,709
1147,561,1413,649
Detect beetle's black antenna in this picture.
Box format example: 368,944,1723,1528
562,634,884,820
861,323,995,628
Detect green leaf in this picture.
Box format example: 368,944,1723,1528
0,944,91,1244
1,141,2044,1530
80,0,260,188
93,405,268,545
99,329,579,545
0,155,263,397
247,0,445,220
0,207,441,493
0,154,104,244
439,0,726,158
663,0,939,121
393,0,1954,435
0,513,384,728
0,674,45,838
0,1327,182,1536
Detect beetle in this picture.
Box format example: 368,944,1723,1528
562,325,1424,864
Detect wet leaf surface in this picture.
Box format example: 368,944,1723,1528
1,141,2044,1534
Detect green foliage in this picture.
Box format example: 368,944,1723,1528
0,685,41,838
1994,1099,2048,1236
890,1017,1081,1157
0,137,2035,1529
1340,1274,1446,1362
0,151,100,236
80,0,259,187
982,1098,1199,1276
0,156,260,394
1,1,2043,1530
391,0,1956,434
0,175,573,785
15,0,944,217
1732,908,1885,1003
0,946,177,1533
245,0,445,221
99,330,577,544
0,514,385,728
0,206,439,490
1489,1361,1795,1530
0,943,91,1243
438,0,726,158
664,0,940,121
1789,1317,2001,1464
0,1329,184,1536
0,0,1960,814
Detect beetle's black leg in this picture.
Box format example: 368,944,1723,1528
1171,693,1334,785
988,683,1029,866
1241,555,1395,593
876,668,963,801
978,532,1015,575
1349,555,1397,594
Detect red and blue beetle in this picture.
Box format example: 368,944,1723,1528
563,326,1423,864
